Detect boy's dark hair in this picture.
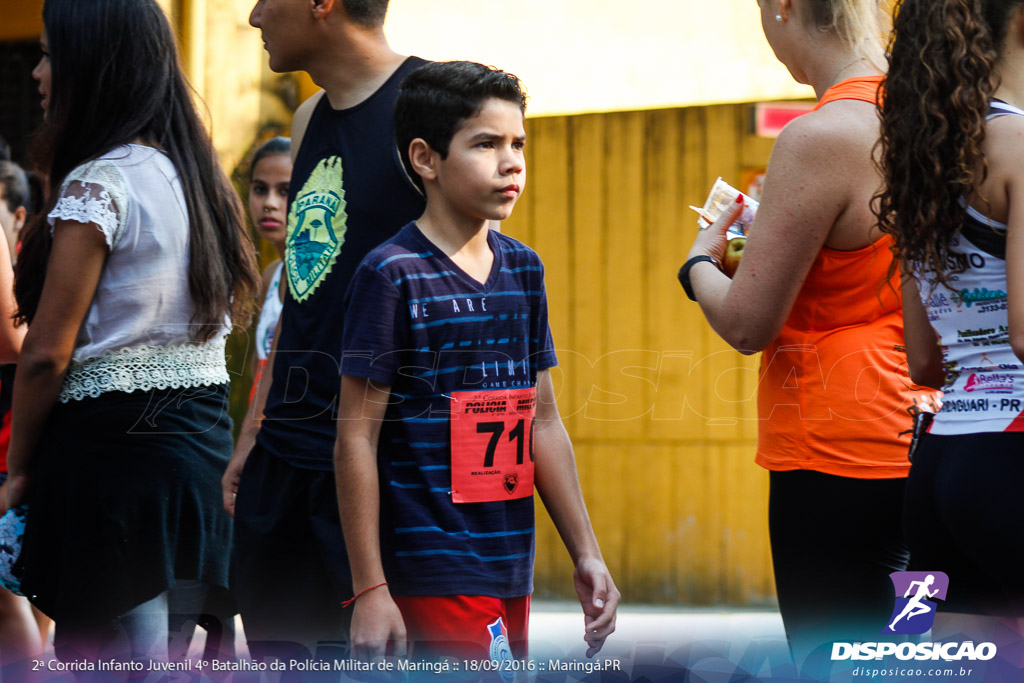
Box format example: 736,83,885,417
395,61,527,190
0,135,10,162
344,0,389,27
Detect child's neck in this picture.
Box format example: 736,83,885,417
416,208,493,285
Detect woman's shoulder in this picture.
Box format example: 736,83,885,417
986,111,1024,162
774,105,870,158
260,259,283,292
63,148,131,189
980,112,1024,214
767,104,878,202
62,145,172,195
261,259,284,279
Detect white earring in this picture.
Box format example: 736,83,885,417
775,14,783,22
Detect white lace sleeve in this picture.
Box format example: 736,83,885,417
48,160,129,249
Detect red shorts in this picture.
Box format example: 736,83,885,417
392,594,530,661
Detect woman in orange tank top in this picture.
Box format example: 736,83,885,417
680,0,924,661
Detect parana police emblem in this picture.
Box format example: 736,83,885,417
286,157,348,302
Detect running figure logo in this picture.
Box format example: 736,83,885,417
883,571,950,635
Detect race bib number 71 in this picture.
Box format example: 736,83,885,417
450,388,536,504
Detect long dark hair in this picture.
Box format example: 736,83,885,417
875,0,1022,288
16,0,259,339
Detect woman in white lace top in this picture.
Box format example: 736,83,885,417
4,0,258,663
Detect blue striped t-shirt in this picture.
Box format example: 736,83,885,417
341,222,557,598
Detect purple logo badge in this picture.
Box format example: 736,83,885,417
883,571,949,635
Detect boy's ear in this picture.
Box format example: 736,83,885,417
12,206,26,233
408,139,439,182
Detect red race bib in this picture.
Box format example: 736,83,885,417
449,388,536,504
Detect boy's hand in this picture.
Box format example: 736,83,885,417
351,588,408,662
573,556,619,657
221,442,253,517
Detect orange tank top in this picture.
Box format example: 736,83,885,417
755,75,915,479
812,75,883,112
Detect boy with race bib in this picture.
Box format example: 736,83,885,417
334,61,618,665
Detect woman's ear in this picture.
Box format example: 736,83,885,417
781,0,793,22
408,138,438,183
13,207,26,233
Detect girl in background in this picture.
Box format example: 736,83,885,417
0,161,40,669
247,137,290,402
682,0,917,659
8,0,258,663
877,0,1024,632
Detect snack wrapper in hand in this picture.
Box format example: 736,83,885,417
697,177,759,239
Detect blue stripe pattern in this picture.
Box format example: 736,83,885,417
341,222,557,597
395,526,534,539
395,549,533,562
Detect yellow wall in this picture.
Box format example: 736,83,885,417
176,0,264,170
384,0,814,116
0,0,43,40
502,105,778,605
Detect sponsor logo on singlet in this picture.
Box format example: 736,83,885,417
286,157,348,302
964,373,1015,393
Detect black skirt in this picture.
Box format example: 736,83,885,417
17,384,233,626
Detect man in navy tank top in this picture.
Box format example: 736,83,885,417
224,0,427,656
336,61,619,664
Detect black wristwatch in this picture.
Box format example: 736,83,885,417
678,255,721,302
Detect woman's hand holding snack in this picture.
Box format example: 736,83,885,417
688,195,744,264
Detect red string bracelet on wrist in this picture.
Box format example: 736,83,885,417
342,581,388,608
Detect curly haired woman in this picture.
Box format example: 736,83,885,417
877,0,1024,631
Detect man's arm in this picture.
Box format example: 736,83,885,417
334,374,407,660
532,369,619,657
221,89,324,513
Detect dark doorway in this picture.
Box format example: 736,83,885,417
0,40,44,166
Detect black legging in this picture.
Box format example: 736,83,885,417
904,431,1024,616
769,470,909,659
